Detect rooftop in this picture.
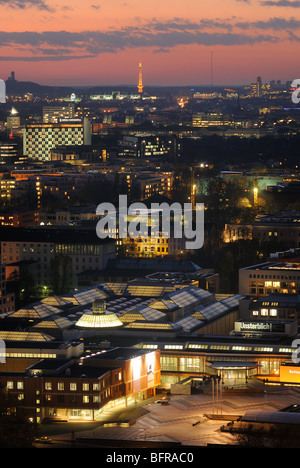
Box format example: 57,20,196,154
0,226,115,245
241,262,300,271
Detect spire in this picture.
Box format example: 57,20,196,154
138,61,144,94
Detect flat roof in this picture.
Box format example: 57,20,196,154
28,360,115,378
85,347,154,361
241,262,300,271
0,226,115,245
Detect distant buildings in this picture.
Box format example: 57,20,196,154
0,226,116,293
192,112,233,128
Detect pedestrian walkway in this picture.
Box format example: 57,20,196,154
48,389,300,447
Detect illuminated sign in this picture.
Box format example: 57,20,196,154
0,339,5,363
240,322,271,331
58,118,83,124
280,365,300,383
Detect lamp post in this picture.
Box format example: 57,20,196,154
212,375,222,415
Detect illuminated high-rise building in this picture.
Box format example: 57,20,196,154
251,76,262,97
23,117,91,162
137,61,144,94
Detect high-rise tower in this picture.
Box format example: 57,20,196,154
137,61,144,94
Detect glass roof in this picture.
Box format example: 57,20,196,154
0,331,54,341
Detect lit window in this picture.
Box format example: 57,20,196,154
270,309,277,316
261,308,268,316
70,383,77,391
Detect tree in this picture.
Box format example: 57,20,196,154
49,254,74,295
0,388,38,448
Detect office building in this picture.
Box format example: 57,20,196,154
118,134,180,159
239,261,300,298
252,211,300,248
0,226,116,293
192,112,232,127
42,103,75,123
251,76,262,97
50,145,108,163
23,117,91,162
6,107,20,131
0,210,39,227
0,141,20,164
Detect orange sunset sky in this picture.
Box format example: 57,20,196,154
0,0,299,87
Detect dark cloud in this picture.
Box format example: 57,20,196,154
0,16,296,61
0,0,54,11
261,0,300,6
236,17,300,29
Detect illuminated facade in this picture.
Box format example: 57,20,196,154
248,293,300,324
0,142,19,164
0,347,160,423
42,103,75,123
0,177,16,201
239,262,300,298
137,61,144,94
118,134,180,159
137,338,295,387
192,112,233,127
23,118,91,162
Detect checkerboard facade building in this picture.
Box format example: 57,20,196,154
23,118,91,161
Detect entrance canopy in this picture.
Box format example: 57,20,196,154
207,361,259,370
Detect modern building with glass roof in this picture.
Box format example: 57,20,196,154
0,281,245,349
1,280,300,386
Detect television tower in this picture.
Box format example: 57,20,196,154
137,61,144,94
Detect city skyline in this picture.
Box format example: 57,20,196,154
0,0,299,86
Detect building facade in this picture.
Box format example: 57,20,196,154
0,226,116,293
23,118,91,162
0,348,160,423
239,262,300,298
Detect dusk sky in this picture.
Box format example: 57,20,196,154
0,0,300,87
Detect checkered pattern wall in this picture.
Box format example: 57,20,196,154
24,125,85,161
